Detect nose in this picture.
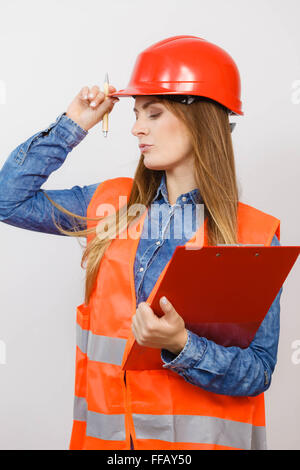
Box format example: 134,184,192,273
131,120,149,137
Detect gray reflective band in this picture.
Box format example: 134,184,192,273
73,398,266,448
76,324,126,366
76,324,89,354
73,396,87,422
86,411,126,441
132,414,267,450
251,424,267,450
87,332,126,365
73,396,126,441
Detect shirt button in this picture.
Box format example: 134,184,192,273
139,267,144,272
182,196,187,202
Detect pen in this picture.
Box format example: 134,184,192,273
102,72,109,137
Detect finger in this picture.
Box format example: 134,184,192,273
131,321,139,342
134,307,145,331
137,302,153,321
88,85,101,100
80,86,90,101
159,296,174,315
107,84,120,98
95,96,119,113
131,313,137,330
160,296,169,307
139,303,159,333
90,93,119,110
89,90,106,108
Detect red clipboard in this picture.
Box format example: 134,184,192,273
122,245,300,370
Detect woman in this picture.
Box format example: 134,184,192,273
0,36,282,450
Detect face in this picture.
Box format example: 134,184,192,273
131,96,194,171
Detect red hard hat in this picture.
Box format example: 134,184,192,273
110,35,243,116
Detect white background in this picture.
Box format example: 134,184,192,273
0,0,299,450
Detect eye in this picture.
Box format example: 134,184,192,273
133,112,162,121
149,113,161,119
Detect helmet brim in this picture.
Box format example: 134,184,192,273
108,88,243,116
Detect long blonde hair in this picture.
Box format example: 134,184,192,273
43,96,240,305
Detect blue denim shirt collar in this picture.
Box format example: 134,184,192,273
153,171,203,206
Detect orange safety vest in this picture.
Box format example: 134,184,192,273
69,177,280,450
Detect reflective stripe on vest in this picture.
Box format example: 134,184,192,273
133,413,266,450
73,396,126,441
76,324,126,365
73,396,266,449
87,411,126,441
73,396,87,422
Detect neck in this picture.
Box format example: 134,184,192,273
164,169,198,206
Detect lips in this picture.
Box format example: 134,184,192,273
139,145,153,151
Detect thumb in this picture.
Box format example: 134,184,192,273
159,296,176,317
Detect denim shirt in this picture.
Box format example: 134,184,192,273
0,112,283,397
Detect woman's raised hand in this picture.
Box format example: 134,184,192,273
66,85,119,131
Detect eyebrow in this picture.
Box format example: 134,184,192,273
133,100,162,113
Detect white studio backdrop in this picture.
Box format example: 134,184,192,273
0,0,299,450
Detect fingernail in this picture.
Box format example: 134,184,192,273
89,93,94,98
90,101,96,107
161,296,167,304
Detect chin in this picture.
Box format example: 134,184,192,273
142,154,168,171
143,161,165,171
